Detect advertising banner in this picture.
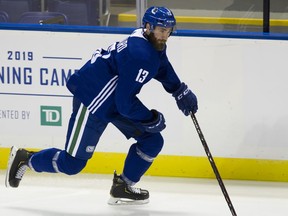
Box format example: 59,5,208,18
1,29,288,160
0,30,127,150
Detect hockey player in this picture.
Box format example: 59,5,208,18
5,6,198,205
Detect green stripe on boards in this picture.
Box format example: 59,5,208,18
68,105,87,155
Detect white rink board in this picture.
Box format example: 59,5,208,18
1,29,288,160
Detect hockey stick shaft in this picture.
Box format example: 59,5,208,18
190,113,237,216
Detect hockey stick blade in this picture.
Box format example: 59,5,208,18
190,113,237,216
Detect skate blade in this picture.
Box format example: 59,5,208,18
108,197,149,205
5,146,18,188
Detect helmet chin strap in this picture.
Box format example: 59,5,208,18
142,28,148,38
143,24,156,36
144,24,151,31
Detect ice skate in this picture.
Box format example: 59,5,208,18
108,171,149,205
5,146,34,188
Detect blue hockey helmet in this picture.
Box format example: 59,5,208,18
142,6,176,30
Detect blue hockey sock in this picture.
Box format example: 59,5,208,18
30,148,87,175
122,144,154,184
29,148,61,173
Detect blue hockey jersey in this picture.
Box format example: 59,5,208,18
67,28,181,123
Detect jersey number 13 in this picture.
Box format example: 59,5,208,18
135,69,149,83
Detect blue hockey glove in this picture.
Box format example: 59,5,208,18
172,82,198,115
142,109,166,133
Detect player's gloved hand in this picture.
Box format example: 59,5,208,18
172,82,198,115
141,109,166,133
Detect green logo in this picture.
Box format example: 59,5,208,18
40,106,62,126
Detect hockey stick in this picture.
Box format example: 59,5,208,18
190,113,237,216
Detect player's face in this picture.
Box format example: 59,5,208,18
147,25,173,51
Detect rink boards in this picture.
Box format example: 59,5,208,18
1,24,288,181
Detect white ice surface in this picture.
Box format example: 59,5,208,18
1,170,288,216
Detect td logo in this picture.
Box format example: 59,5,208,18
40,106,62,126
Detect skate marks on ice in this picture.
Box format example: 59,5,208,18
1,171,288,216
4,206,196,216
0,185,201,216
